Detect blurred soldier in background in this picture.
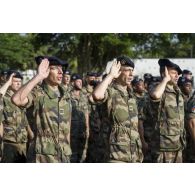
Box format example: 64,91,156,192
70,74,89,162
143,73,152,92
62,69,71,92
182,69,193,81
1,70,33,163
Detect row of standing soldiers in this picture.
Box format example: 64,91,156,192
0,56,194,163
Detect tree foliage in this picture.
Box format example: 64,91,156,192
0,33,195,73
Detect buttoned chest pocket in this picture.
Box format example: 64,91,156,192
3,104,19,124
60,98,71,121
164,95,183,119
112,95,129,123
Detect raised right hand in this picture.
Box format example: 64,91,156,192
109,59,121,79
164,66,171,82
37,59,50,79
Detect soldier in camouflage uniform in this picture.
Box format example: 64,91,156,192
143,73,152,92
185,90,195,162
70,74,89,162
82,72,102,162
12,56,72,163
182,69,193,81
62,69,72,92
131,78,147,113
0,73,16,161
139,76,162,162
149,59,185,163
91,56,143,163
178,77,194,162
1,71,32,163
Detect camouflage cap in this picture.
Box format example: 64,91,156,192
158,58,182,75
117,56,134,69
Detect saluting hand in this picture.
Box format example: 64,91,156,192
7,73,15,86
37,59,50,80
109,59,121,79
164,66,171,82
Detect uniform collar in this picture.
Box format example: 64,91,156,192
42,82,64,99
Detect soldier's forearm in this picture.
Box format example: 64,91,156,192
0,81,10,97
12,74,43,106
150,78,168,99
92,74,113,101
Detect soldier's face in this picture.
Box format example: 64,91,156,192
118,66,134,86
74,79,82,90
47,65,63,85
183,74,193,80
63,74,70,85
167,68,179,84
135,81,145,93
87,76,95,84
11,77,22,92
183,83,192,95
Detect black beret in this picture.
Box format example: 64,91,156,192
63,70,71,75
182,69,192,75
71,74,82,81
151,76,162,83
132,78,143,86
6,70,23,80
178,77,192,86
117,56,134,68
0,70,8,76
96,72,102,77
158,58,182,75
144,73,152,80
86,72,97,77
35,56,69,67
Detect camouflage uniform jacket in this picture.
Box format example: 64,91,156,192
26,82,72,162
150,84,185,152
97,83,143,162
2,89,28,143
70,90,88,136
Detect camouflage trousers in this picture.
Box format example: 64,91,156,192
1,142,27,163
35,154,70,163
152,150,183,163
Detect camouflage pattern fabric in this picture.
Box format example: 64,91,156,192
96,83,143,163
149,84,185,162
138,94,155,162
153,150,182,163
70,90,89,162
2,89,28,162
25,82,72,163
